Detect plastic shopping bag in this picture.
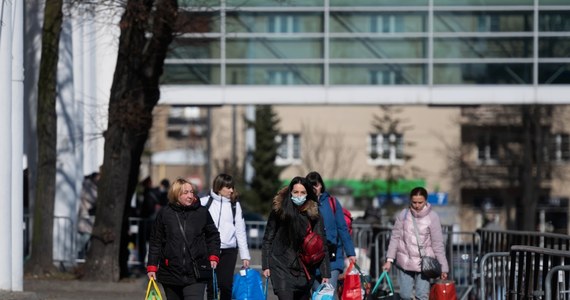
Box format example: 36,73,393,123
342,262,366,300
311,282,335,300
231,268,266,300
145,277,162,300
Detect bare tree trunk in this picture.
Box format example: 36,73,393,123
82,0,178,281
24,0,64,277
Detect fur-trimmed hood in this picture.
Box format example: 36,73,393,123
272,186,320,220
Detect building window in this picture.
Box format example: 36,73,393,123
371,15,403,33
268,70,295,85
477,134,498,164
368,133,404,165
550,133,570,162
268,15,299,33
276,133,301,165
477,15,500,32
370,70,399,85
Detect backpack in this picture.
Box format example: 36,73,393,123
206,196,237,225
329,197,353,235
300,223,326,267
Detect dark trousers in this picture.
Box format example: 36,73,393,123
207,247,238,300
162,282,206,300
275,289,311,300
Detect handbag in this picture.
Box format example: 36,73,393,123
175,213,213,280
429,280,457,300
145,277,163,300
367,271,398,300
300,223,326,266
312,282,335,300
410,210,442,279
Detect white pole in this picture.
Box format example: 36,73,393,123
244,105,255,185
11,0,24,291
0,0,14,290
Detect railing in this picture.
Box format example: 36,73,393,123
545,265,570,300
479,252,510,300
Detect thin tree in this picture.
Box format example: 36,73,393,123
82,0,178,281
248,105,284,215
24,0,64,277
371,105,419,204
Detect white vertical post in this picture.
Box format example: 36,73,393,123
0,0,14,290
244,105,255,185
11,0,24,291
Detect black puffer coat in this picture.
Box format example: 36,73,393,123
147,201,220,286
262,188,330,293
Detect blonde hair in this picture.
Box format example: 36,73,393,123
168,178,193,204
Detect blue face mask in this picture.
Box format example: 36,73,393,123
291,195,307,206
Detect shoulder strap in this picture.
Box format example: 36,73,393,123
410,209,425,257
206,196,214,209
329,196,336,214
231,201,236,225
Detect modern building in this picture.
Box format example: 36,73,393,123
145,0,570,232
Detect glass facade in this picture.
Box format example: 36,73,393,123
163,0,570,86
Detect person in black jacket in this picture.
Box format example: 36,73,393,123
262,176,331,300
147,178,221,300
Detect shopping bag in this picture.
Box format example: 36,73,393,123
366,271,398,300
342,262,365,300
429,280,457,300
231,268,265,300
312,282,335,300
145,277,162,300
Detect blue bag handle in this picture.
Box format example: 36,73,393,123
264,276,269,300
212,269,217,300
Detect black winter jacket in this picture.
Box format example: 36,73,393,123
262,188,330,293
147,202,220,286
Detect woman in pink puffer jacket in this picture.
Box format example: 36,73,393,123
382,187,449,300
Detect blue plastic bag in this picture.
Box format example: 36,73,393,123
231,268,266,300
312,283,335,300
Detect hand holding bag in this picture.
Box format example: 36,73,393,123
410,210,442,279
429,280,457,300
145,277,163,300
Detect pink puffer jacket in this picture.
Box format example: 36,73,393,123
385,204,449,273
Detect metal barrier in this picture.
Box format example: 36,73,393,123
507,245,570,300
479,252,510,300
478,228,570,254
545,265,570,300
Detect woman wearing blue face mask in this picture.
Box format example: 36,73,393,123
262,177,331,300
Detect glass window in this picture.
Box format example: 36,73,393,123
550,133,570,162
161,64,221,85
540,12,570,31
540,37,570,58
226,39,323,59
330,64,426,85
368,133,404,165
434,38,533,59
330,12,426,33
175,11,220,33
331,0,428,6
227,0,322,6
434,0,533,5
539,63,570,84
477,134,498,164
169,39,221,59
276,133,301,165
435,12,532,32
226,64,322,85
179,0,220,7
330,38,427,59
434,63,532,84
226,13,323,33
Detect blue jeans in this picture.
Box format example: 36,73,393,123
398,269,430,300
312,269,340,298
